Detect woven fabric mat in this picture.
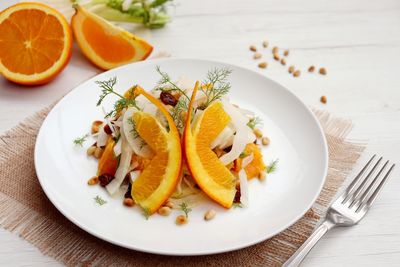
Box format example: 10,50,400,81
0,106,365,266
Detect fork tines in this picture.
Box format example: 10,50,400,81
339,155,395,212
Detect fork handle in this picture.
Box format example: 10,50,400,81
282,220,335,267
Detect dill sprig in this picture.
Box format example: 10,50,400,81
127,117,139,139
106,97,139,118
155,66,190,101
94,195,107,206
171,97,188,131
200,68,232,107
179,202,192,218
266,159,279,174
95,77,140,118
127,117,146,148
247,116,262,130
239,152,249,158
96,77,122,105
73,134,89,146
143,207,151,220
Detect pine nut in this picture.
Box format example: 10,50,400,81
87,176,99,185
176,215,188,225
320,95,327,104
262,137,270,146
293,70,301,77
319,67,327,75
249,45,257,52
253,128,263,138
123,198,134,207
308,66,315,72
272,46,278,54
158,206,171,216
91,120,103,134
164,201,174,209
258,62,267,69
253,52,262,59
262,40,269,48
273,53,280,61
94,147,104,159
280,58,286,65
288,65,295,74
204,209,216,221
283,50,289,56
87,146,96,156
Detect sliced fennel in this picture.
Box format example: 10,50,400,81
218,100,256,165
106,127,133,195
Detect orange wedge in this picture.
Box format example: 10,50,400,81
0,2,72,85
71,5,153,70
184,82,236,208
131,87,182,214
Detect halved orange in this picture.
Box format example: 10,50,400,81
184,82,237,208
71,5,153,70
0,2,73,85
131,87,182,214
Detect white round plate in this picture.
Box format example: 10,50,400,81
35,58,328,255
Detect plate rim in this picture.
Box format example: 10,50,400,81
34,57,328,256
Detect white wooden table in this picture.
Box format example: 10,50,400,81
1,0,400,266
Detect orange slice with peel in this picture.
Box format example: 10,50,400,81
0,2,72,85
130,87,182,214
71,5,153,70
184,82,237,208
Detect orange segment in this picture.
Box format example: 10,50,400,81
131,87,182,214
71,5,153,70
235,143,267,179
184,82,236,208
97,138,118,176
0,2,72,85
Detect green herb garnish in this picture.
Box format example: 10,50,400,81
266,159,279,174
200,68,232,107
94,195,107,205
127,117,139,139
73,134,89,146
143,207,151,220
239,152,249,158
179,202,192,218
171,97,189,131
233,203,243,208
95,77,140,118
155,66,190,101
247,116,262,130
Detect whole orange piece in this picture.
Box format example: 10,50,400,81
0,2,73,85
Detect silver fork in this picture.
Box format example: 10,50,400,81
283,155,395,267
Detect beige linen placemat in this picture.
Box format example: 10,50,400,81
0,107,364,266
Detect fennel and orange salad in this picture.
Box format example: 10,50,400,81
73,67,278,223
